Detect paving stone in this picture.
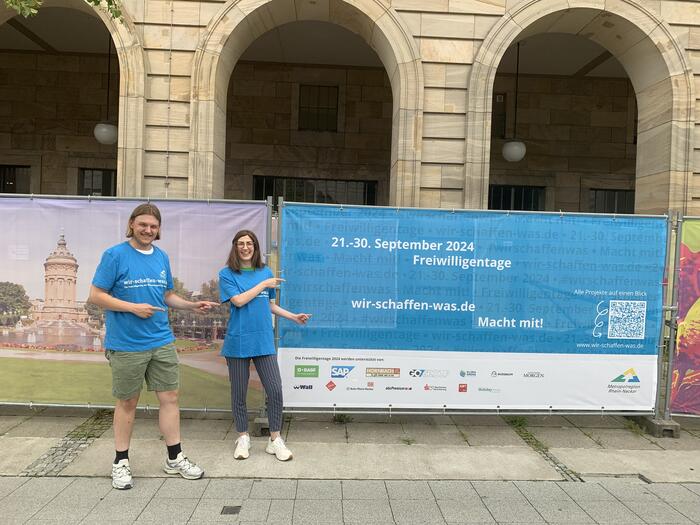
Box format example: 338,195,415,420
472,481,527,501
402,422,468,446
0,416,29,435
521,416,572,427
386,480,433,499
4,417,88,438
574,499,645,523
527,427,600,449
342,480,388,499
429,480,477,500
249,479,297,499
647,483,700,502
564,415,627,429
292,499,342,523
527,499,594,523
622,500,694,523
0,476,28,498
556,482,617,501
0,477,73,518
390,499,446,524
296,479,341,499
662,500,700,522
154,477,208,499
652,431,700,451
458,426,526,446
514,481,573,500
481,499,545,523
346,422,411,444
202,478,253,499
681,483,700,496
189,498,245,523
436,497,495,523
31,494,102,521
343,499,394,523
267,499,294,522
594,479,661,501
450,415,508,427
287,420,347,443
134,497,198,523
237,498,271,521
579,429,661,450
81,497,151,523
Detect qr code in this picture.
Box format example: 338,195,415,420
608,300,646,339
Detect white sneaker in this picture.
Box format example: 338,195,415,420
265,436,293,461
163,452,204,480
111,459,133,490
233,434,251,460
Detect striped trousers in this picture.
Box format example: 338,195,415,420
225,354,284,433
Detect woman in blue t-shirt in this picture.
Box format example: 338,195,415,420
219,229,310,461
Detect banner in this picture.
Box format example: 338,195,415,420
279,204,667,411
0,196,268,409
672,218,700,415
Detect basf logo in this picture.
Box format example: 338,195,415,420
294,365,319,378
331,365,354,378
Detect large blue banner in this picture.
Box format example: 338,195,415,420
277,204,667,411
280,204,665,355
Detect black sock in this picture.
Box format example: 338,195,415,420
167,443,182,461
114,449,129,464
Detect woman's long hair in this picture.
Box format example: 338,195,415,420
226,230,264,272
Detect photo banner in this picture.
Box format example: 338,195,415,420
0,196,269,410
672,218,700,415
279,203,667,411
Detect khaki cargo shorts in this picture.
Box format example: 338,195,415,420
106,343,179,399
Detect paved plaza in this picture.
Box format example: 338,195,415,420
1,407,699,524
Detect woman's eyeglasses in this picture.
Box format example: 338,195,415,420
236,241,255,247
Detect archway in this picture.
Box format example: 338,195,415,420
190,0,422,206
465,1,694,214
0,0,146,196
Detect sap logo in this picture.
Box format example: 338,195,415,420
293,385,313,390
331,365,354,378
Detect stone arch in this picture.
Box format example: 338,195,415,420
190,0,423,205
0,1,147,196
464,0,695,213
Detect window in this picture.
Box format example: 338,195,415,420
254,176,376,206
590,189,634,214
298,85,339,132
491,93,506,139
79,168,116,196
0,165,30,193
489,184,545,211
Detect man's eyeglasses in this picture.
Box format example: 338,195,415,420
236,241,255,247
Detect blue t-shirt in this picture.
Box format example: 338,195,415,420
219,266,276,358
92,241,175,351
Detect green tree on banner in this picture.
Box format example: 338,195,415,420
0,282,31,325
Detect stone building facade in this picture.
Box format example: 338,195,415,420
0,0,697,215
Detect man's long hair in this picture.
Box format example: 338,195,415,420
226,230,264,272
126,203,162,240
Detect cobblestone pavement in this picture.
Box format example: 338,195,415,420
0,476,699,524
20,410,112,477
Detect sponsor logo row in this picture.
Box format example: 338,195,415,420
294,365,546,380
293,365,643,396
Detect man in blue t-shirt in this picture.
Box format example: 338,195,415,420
89,203,218,490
